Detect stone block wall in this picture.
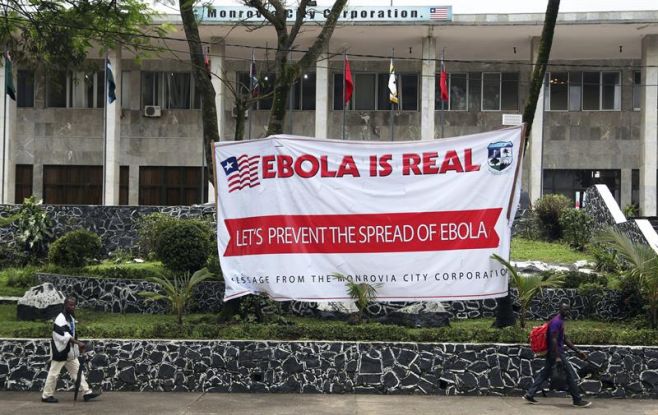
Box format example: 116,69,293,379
1,339,656,398
0,204,215,254
37,274,626,321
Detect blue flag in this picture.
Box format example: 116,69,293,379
106,59,116,104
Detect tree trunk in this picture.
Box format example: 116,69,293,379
494,1,560,329
179,0,220,183
522,0,560,144
234,102,247,141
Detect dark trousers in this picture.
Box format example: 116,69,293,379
526,351,582,402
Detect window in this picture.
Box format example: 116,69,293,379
333,72,419,111
139,166,207,206
15,164,33,204
17,70,34,108
292,73,316,110
481,72,518,111
543,169,621,207
141,72,200,109
236,71,276,110
121,71,131,110
46,71,106,108
582,71,620,111
120,166,129,205
435,73,468,110
43,165,103,205
546,72,569,111
633,71,641,111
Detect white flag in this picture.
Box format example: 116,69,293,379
388,58,398,105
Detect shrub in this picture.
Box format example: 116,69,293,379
619,275,644,318
560,271,608,289
4,266,39,289
136,213,178,259
155,221,211,273
48,229,102,268
84,263,166,280
589,243,620,274
14,197,53,259
559,208,593,251
533,194,571,241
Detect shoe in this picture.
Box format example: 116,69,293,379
83,392,101,402
522,395,538,404
573,400,592,408
41,396,58,403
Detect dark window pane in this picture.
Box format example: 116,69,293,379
333,73,344,110
96,71,105,108
17,70,35,108
47,71,67,108
569,72,582,111
258,73,275,110
15,164,33,204
354,73,375,110
449,73,468,111
301,72,316,110
141,72,159,107
582,72,600,110
166,72,191,109
501,72,518,111
482,73,500,111
543,169,621,207
549,72,568,111
633,71,641,110
601,72,620,110
377,73,391,110
401,74,418,111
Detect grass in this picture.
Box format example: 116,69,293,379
511,238,595,264
1,304,654,345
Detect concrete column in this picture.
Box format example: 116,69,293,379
103,48,121,205
208,38,225,204
421,37,436,141
0,55,16,204
528,37,545,206
621,168,633,210
640,35,658,216
128,163,139,205
315,51,329,139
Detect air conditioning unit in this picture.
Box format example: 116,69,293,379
144,105,162,117
231,108,249,119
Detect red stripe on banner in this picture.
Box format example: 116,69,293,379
224,209,501,256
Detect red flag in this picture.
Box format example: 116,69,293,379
344,55,353,104
439,66,449,102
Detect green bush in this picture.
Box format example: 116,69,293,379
559,208,593,251
4,266,39,289
589,243,620,274
155,221,211,273
84,263,166,280
559,271,608,289
136,213,178,258
533,194,571,241
14,197,53,259
619,275,645,318
48,229,102,268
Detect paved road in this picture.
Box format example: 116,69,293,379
0,392,657,415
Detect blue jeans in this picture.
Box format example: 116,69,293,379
526,351,582,402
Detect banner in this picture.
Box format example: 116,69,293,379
213,126,524,302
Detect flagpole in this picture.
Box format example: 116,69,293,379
342,52,346,140
1,68,6,203
389,49,395,142
248,49,254,140
102,55,108,205
440,48,446,139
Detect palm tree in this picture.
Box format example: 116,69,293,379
140,268,213,325
596,228,658,328
492,254,564,328
332,273,381,322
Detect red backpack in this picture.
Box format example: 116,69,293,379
529,323,549,356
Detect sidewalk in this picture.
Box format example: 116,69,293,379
1,392,657,415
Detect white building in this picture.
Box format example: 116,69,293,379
1,4,658,214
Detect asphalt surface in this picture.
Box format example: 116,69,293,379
0,392,657,415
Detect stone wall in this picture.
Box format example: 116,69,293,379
37,274,626,321
0,204,215,254
1,339,656,398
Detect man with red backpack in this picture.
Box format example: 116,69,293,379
523,303,592,408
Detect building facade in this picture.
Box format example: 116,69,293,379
1,6,658,214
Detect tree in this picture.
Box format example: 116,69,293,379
332,273,381,323
244,0,348,136
494,0,560,328
492,254,564,328
596,228,658,328
0,0,164,67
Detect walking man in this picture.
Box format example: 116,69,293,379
523,303,591,407
41,296,100,403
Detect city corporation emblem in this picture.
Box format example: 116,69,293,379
487,141,514,174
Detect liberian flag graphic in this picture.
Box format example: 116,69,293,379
429,7,449,20
221,155,260,193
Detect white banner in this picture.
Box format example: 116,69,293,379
213,126,524,302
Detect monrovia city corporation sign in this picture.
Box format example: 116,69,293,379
193,5,452,23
